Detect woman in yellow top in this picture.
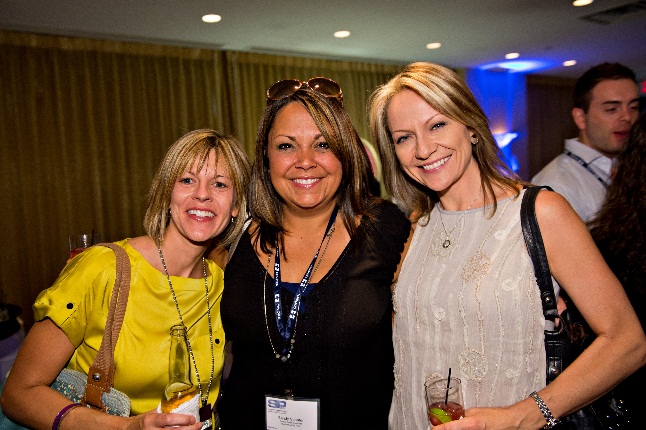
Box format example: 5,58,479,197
0,129,250,429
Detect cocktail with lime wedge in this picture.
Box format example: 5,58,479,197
425,375,464,426
427,400,465,425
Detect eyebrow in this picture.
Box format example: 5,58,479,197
271,133,325,141
602,97,640,107
390,113,442,134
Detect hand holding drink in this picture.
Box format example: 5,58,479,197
425,370,465,426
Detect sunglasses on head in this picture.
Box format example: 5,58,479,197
266,77,343,106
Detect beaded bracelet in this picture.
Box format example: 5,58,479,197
529,391,560,429
52,403,82,430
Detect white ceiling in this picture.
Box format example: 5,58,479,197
1,0,646,80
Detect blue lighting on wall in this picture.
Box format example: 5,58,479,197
479,59,553,73
494,132,518,148
466,68,528,175
494,132,519,172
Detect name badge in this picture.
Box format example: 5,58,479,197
265,395,320,430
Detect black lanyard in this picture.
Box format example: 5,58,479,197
563,149,609,187
273,206,339,351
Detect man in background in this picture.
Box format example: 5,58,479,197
532,62,640,222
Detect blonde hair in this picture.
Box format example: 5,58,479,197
369,62,520,221
144,129,250,248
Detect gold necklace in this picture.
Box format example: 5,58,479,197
158,244,214,408
437,191,481,249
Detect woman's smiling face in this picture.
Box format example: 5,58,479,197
387,89,479,195
267,101,342,214
166,149,238,245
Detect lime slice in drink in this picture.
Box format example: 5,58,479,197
430,407,452,424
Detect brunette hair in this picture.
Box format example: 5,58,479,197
573,62,637,112
589,113,646,290
249,86,376,254
369,62,519,221
144,129,250,248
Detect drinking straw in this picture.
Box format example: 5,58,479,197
445,368,452,405
91,228,95,245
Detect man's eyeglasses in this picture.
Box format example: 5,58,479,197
266,77,343,106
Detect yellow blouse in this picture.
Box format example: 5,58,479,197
33,239,225,415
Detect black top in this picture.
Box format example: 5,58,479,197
594,237,645,427
220,200,410,429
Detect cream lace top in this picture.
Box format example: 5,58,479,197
389,190,547,429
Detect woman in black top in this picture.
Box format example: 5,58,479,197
219,78,410,429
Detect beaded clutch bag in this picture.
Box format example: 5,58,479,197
51,368,130,416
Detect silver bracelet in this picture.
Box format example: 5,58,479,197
529,391,560,429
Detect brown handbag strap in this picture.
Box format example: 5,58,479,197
83,243,131,411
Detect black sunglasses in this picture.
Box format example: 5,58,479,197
266,77,343,106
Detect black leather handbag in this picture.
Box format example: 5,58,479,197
521,186,632,430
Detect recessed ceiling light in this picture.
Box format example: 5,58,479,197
563,60,577,67
202,14,222,23
334,30,351,38
573,0,593,6
426,42,441,50
505,53,520,59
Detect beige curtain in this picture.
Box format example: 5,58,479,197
0,31,406,329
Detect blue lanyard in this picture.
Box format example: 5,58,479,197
564,149,609,187
273,206,339,347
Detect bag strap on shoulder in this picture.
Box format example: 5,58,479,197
83,243,131,412
520,186,559,320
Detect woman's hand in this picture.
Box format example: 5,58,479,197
123,410,203,430
432,402,542,430
59,407,205,429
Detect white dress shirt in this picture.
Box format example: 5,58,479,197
531,138,612,222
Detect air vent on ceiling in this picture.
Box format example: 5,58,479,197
580,0,646,24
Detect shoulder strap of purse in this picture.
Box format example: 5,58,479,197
83,243,131,411
520,186,559,320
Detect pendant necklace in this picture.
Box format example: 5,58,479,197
263,206,338,363
158,244,215,411
437,191,482,249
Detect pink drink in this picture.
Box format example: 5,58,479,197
428,401,465,426
69,247,85,259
